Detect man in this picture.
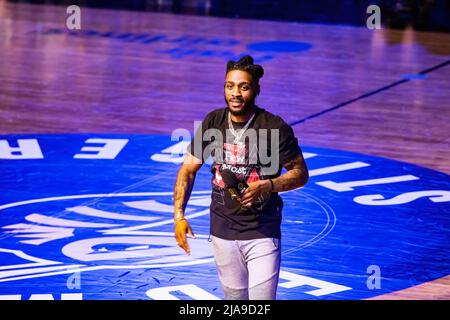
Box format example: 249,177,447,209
173,55,309,300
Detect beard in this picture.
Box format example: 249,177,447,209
224,96,255,116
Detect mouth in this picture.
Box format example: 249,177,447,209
229,100,244,108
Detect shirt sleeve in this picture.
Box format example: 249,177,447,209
278,121,301,166
187,112,215,163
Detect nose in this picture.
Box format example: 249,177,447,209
231,86,241,97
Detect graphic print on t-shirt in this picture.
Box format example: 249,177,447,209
212,141,270,211
223,142,246,165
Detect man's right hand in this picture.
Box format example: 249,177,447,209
174,219,196,255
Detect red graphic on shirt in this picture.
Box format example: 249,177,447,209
246,168,260,183
224,143,246,165
212,143,262,188
213,165,225,188
211,144,270,210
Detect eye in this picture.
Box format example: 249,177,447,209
241,85,249,90
226,84,233,89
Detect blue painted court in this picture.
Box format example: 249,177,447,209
0,134,448,300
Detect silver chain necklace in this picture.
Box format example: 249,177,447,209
227,111,256,145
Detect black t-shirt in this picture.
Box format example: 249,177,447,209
188,106,301,240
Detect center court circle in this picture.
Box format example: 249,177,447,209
0,134,449,300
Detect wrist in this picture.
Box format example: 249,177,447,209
174,218,186,225
263,179,273,193
174,210,185,223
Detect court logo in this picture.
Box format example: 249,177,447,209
0,134,449,300
0,192,214,280
37,29,312,62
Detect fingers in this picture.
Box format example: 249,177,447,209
240,192,251,202
241,190,254,206
241,189,254,202
182,241,191,255
241,181,266,206
176,232,190,255
187,226,196,239
174,223,194,255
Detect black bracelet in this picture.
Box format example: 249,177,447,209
268,179,274,192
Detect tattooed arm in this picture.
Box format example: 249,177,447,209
174,152,203,255
241,155,308,207
271,154,309,192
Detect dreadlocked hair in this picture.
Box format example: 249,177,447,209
226,55,264,82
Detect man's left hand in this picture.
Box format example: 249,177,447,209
240,180,272,207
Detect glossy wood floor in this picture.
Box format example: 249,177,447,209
0,1,449,299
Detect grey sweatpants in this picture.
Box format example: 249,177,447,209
211,235,281,300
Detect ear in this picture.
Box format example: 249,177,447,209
255,84,260,96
